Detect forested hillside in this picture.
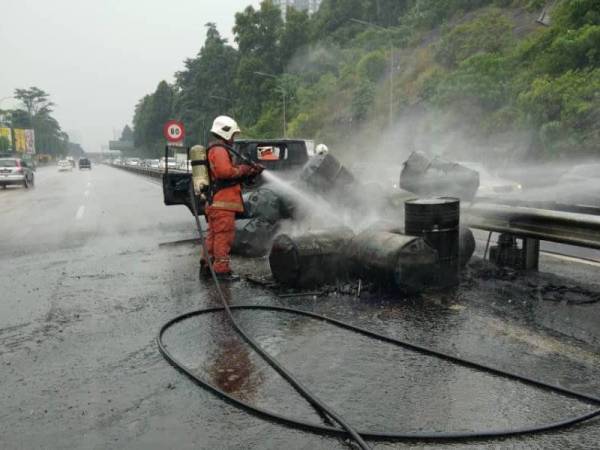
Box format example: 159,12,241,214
131,0,599,163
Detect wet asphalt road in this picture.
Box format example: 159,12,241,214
1,165,600,449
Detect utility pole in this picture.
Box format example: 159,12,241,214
350,18,395,128
254,71,287,138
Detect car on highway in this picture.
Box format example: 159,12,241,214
58,159,73,171
146,159,160,169
459,162,522,197
126,158,140,167
0,157,35,189
159,157,178,170
79,157,92,170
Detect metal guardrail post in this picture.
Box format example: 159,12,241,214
464,203,600,250
523,237,540,270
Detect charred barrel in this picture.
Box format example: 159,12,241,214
232,218,279,257
300,153,355,196
243,187,293,224
269,228,355,288
346,231,438,291
400,151,480,202
365,220,475,268
405,198,461,288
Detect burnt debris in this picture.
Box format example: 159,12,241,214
232,151,479,292
400,151,480,202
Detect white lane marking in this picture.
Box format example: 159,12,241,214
76,205,85,220
84,190,90,197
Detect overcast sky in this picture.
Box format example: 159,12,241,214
1,0,261,152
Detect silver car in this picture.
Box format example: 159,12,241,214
0,157,35,189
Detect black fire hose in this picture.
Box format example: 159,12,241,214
157,186,600,448
167,185,371,449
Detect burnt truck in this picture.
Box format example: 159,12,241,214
162,139,313,216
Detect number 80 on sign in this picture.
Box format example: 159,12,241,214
163,120,185,143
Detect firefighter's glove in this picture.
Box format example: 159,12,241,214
238,164,255,177
251,164,265,176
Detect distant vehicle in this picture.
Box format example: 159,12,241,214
459,162,522,196
112,158,122,165
555,164,600,206
148,159,160,169
79,157,92,170
66,156,76,168
58,159,73,172
159,157,177,170
178,160,192,171
0,157,35,188
125,158,140,167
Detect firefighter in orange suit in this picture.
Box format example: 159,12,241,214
201,115,263,281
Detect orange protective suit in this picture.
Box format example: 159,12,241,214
204,143,253,274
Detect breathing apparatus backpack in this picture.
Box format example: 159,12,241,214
190,145,211,201
190,143,254,206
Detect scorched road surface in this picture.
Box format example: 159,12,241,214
1,165,600,449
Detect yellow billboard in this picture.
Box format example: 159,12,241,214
0,127,12,149
14,128,27,153
13,129,35,153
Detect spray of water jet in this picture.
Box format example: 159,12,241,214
261,170,343,225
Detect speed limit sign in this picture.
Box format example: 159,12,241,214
163,120,185,143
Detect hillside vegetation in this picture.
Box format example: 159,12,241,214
131,0,599,163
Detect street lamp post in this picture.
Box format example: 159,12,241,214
350,18,395,128
253,71,287,138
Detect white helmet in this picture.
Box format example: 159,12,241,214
210,115,241,141
316,143,329,155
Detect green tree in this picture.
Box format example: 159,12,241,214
10,87,69,155
233,1,284,125
174,23,238,144
436,10,513,67
280,7,310,66
130,0,600,159
132,81,173,156
120,125,134,141
14,87,54,118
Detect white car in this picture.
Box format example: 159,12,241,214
159,158,178,170
58,159,73,172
